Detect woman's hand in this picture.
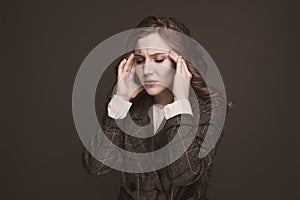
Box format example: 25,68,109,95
116,53,144,101
168,51,192,101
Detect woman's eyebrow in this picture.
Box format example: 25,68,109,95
133,53,144,57
149,52,167,56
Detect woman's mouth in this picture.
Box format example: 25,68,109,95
144,80,158,86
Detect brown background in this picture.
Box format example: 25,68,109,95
2,0,299,199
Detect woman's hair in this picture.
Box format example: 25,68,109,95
108,16,234,114
129,16,235,113
135,16,210,100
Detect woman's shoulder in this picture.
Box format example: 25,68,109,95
191,90,226,117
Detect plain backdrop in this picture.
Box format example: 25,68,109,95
2,0,299,199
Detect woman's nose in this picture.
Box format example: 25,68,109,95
143,62,155,75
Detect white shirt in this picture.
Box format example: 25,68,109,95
107,95,193,134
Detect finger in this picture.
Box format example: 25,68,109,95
168,50,180,63
118,58,127,78
181,58,192,77
181,59,192,86
128,58,135,73
128,64,136,80
176,56,183,74
123,53,134,72
180,58,187,74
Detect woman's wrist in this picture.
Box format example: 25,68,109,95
115,93,130,102
107,95,132,119
164,98,193,119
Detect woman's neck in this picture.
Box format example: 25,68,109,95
153,89,174,106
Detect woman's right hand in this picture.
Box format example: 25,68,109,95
116,53,144,101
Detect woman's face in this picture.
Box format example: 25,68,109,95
133,33,176,96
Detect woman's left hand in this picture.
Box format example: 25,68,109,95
168,51,192,101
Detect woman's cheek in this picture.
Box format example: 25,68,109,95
135,70,144,82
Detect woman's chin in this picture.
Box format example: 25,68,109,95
144,89,160,96
144,87,163,96
144,85,170,96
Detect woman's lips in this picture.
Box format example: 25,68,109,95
143,80,158,85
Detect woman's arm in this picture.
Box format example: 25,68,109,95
81,53,143,176
161,95,226,186
81,97,127,176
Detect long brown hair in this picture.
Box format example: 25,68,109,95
132,16,234,113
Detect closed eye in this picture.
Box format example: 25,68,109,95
155,59,165,63
134,57,145,64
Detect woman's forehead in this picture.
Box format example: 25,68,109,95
134,33,171,51
134,48,169,56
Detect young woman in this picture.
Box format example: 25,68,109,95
82,16,229,200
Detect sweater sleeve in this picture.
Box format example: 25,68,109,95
162,95,226,186
81,99,126,176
